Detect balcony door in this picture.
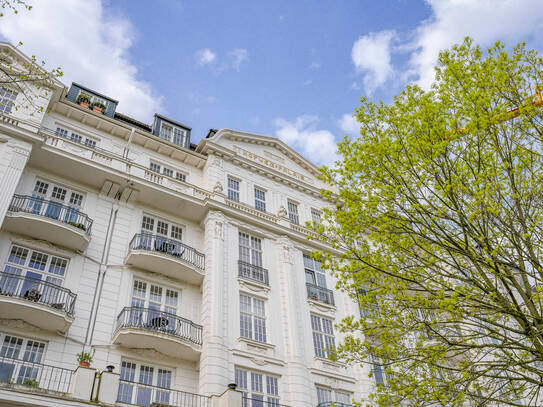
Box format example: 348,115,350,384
130,280,179,332
304,254,327,288
0,334,45,385
30,180,84,224
118,361,173,407
0,245,67,305
140,215,183,256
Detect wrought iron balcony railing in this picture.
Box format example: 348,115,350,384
238,260,269,286
0,272,76,315
115,307,203,346
129,233,205,271
0,355,73,393
306,283,335,306
117,379,209,407
8,194,93,234
317,403,352,407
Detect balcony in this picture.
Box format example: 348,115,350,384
112,307,202,361
3,195,92,251
306,283,335,306
243,397,290,407
117,380,209,407
125,234,205,285
0,355,73,393
0,272,76,333
238,260,269,286
317,403,351,407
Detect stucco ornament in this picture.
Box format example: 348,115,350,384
277,205,287,218
213,181,223,194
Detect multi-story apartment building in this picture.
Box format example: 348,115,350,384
0,43,377,407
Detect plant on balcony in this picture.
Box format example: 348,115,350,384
76,349,95,368
91,101,106,114
67,221,86,231
76,93,91,108
22,379,39,387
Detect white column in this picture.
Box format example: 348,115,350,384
276,236,313,407
199,210,230,395
0,138,32,226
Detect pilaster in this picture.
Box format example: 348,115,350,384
199,210,231,395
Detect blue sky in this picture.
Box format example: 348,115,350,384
1,1,543,165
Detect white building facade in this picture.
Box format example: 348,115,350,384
0,43,377,407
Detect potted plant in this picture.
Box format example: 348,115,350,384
22,378,39,387
76,93,91,108
92,101,106,114
76,349,95,368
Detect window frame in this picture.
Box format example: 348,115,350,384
235,367,280,407
140,214,183,242
130,278,180,316
311,314,336,358
148,161,188,183
0,332,47,385
54,125,98,148
239,293,267,343
228,177,241,202
254,187,266,212
287,200,299,224
0,86,18,114
159,122,187,148
118,359,174,405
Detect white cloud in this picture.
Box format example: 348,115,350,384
408,0,543,88
196,48,249,73
338,113,359,136
228,48,248,71
351,30,396,95
351,0,543,92
310,61,321,70
195,48,217,66
0,0,163,122
274,115,338,166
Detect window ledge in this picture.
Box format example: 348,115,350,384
307,298,336,313
314,356,346,370
237,336,276,351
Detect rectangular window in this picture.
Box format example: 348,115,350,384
1,244,68,299
0,87,17,114
287,200,299,224
239,232,263,267
140,214,183,242
175,172,186,182
30,179,84,224
235,367,280,406
254,187,266,212
372,355,388,386
228,177,240,202
316,386,332,404
311,209,322,224
160,122,186,148
149,163,161,173
316,387,351,405
118,360,173,405
162,167,174,177
240,294,266,342
0,333,46,385
55,127,69,138
150,162,187,182
54,126,97,148
311,314,335,358
304,254,326,288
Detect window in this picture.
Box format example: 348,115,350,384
358,287,380,319
131,279,179,315
0,244,68,300
235,367,280,407
372,355,388,386
287,200,299,224
239,232,263,267
316,387,351,406
228,177,240,202
118,360,173,406
311,314,335,358
30,179,84,224
0,86,17,114
141,214,183,242
304,254,326,288
148,162,187,182
77,90,108,110
254,187,266,212
240,294,266,342
311,209,322,224
0,333,46,385
54,126,97,148
160,122,186,148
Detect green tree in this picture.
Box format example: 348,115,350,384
315,39,543,406
0,0,62,114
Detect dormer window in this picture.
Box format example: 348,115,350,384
160,122,186,147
